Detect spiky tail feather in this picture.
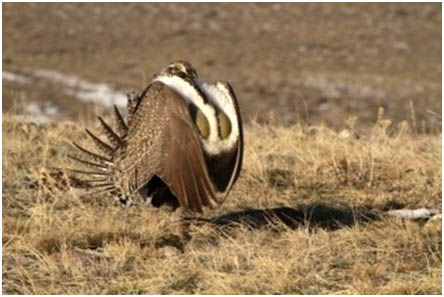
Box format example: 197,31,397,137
113,105,128,137
126,91,139,125
69,105,131,205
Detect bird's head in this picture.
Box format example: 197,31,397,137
160,60,199,80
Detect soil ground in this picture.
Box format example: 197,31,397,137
2,3,442,131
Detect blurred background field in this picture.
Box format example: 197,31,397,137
2,2,442,295
2,2,442,130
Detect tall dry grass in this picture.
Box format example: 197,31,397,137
2,112,441,294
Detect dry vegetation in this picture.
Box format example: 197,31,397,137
2,111,442,294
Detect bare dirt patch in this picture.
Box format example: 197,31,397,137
2,3,442,130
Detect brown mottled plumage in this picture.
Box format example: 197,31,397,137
69,61,243,213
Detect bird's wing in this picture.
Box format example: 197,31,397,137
155,83,239,213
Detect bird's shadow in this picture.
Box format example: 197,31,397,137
153,202,435,252
183,202,401,232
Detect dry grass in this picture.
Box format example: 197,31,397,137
2,112,442,294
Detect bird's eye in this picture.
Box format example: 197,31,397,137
217,112,231,140
189,69,198,79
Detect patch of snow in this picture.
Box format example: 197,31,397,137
33,69,127,109
24,102,60,124
2,71,30,84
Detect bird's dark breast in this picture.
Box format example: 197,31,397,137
139,176,180,210
203,144,239,192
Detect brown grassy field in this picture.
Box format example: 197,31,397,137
2,109,441,294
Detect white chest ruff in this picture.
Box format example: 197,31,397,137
153,75,239,155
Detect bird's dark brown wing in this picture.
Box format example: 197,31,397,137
156,85,239,213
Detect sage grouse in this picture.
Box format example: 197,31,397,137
69,61,243,213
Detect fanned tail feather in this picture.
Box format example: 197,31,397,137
66,168,108,177
83,181,114,188
85,128,114,157
72,142,113,165
69,135,116,191
68,155,110,171
72,178,109,184
98,116,123,148
126,91,139,124
69,110,133,207
68,152,118,194
113,105,128,137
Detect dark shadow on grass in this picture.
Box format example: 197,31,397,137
184,203,383,231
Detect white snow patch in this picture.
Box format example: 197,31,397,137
33,69,127,109
24,102,60,124
2,71,30,84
